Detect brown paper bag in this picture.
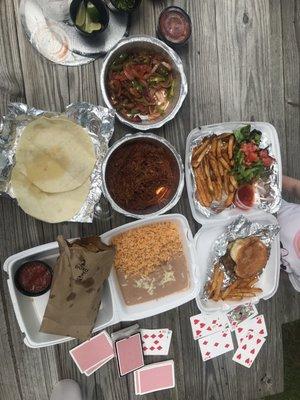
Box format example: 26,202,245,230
40,235,114,340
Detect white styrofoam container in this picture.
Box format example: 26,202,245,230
3,214,200,348
185,122,282,224
195,211,280,313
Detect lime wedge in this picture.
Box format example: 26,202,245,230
75,2,86,27
83,8,102,32
86,2,101,22
84,21,102,33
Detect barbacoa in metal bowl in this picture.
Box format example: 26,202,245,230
100,35,188,130
101,132,184,218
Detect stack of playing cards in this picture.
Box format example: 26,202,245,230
232,314,267,368
134,360,175,395
70,331,114,376
115,332,144,376
190,313,234,361
140,329,172,356
190,304,267,368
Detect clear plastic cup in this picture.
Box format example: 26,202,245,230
36,0,70,22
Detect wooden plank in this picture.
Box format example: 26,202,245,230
12,0,70,111
0,1,72,399
281,0,300,204
0,0,25,115
0,1,28,398
215,0,286,398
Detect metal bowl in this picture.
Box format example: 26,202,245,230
100,35,188,130
101,132,184,218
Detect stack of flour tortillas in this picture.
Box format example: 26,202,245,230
11,116,96,223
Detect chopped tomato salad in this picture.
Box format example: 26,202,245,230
240,142,274,167
233,124,275,184
107,52,175,122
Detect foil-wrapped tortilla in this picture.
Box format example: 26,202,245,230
202,215,280,300
0,102,115,223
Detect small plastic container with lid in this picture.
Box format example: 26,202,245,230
157,6,192,47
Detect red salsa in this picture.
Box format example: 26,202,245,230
158,6,191,45
15,261,52,296
234,184,255,210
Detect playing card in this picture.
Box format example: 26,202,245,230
70,331,114,374
198,329,234,361
190,313,230,340
84,355,114,376
141,329,172,355
134,360,175,395
235,315,267,344
226,303,258,331
232,332,266,368
115,333,144,376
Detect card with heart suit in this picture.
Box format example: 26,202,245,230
232,331,266,368
226,304,258,331
235,315,267,344
134,360,175,395
198,329,234,361
190,313,230,340
141,329,172,356
70,331,114,375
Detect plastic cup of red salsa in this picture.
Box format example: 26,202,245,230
14,261,53,297
157,6,192,47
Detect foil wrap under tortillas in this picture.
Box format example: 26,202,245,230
202,215,280,300
188,124,281,218
0,102,115,223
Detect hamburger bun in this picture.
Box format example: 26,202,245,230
230,236,268,278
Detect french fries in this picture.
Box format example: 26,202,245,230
207,263,262,302
212,270,224,301
191,134,237,210
228,135,234,159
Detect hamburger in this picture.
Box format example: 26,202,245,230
229,236,268,278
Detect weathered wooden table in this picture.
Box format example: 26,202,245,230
1,1,300,399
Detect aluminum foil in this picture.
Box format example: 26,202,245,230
0,102,115,223
202,215,280,299
188,124,281,217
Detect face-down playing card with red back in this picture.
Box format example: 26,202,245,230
134,360,175,395
198,329,234,361
69,330,115,375
115,333,144,376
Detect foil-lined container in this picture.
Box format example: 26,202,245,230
101,132,184,219
185,122,282,223
0,102,115,223
201,215,280,300
100,35,188,131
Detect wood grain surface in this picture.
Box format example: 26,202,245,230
0,0,300,399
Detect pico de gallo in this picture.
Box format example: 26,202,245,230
107,51,175,122
232,125,274,184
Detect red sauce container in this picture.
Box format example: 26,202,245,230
234,184,255,210
14,260,53,297
157,6,192,47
